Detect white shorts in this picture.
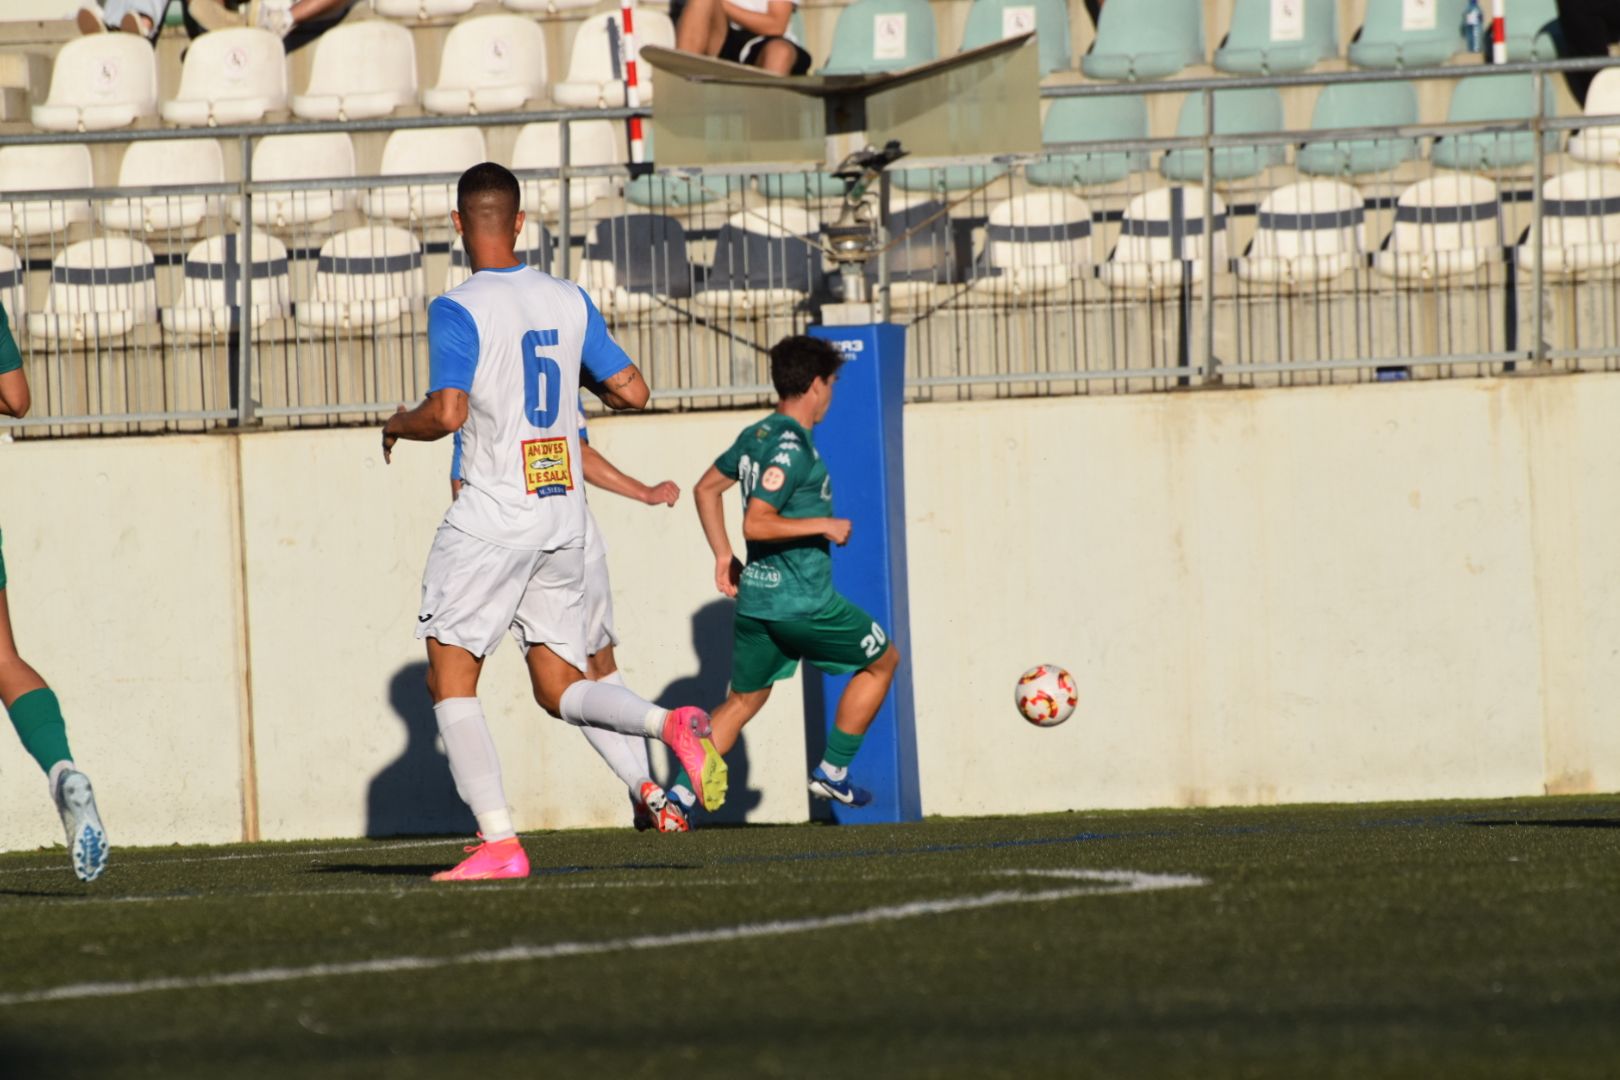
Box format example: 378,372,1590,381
415,524,588,670
583,551,618,656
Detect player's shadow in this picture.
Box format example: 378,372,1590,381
652,600,764,825
364,662,478,838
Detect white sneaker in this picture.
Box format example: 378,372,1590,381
252,0,294,38
54,770,109,883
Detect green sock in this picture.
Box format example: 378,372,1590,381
8,687,73,776
823,727,865,769
672,767,694,794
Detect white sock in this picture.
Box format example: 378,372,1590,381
560,678,667,740
579,671,655,795
434,697,516,842
47,760,75,800
818,760,849,782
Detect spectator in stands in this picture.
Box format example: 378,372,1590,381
674,0,812,75
185,0,354,51
1554,0,1620,105
76,0,164,38
1084,0,1103,28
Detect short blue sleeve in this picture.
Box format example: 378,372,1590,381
578,287,631,384
449,431,463,481
428,296,479,394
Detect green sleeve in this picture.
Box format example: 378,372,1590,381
714,431,745,480
749,435,811,511
0,304,20,376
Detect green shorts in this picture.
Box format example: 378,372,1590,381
731,594,889,694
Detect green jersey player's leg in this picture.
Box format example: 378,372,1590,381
687,336,904,811
0,303,109,882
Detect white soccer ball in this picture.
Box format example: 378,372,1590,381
1014,664,1077,727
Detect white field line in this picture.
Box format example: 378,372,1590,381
0,870,1207,1007
0,837,473,876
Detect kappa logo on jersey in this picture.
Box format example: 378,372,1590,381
522,437,574,497
771,452,794,466
761,465,786,492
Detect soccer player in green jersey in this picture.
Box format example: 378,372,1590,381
691,335,902,808
0,303,108,882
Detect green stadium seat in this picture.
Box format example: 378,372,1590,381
893,163,1010,194
1161,87,1287,182
759,172,846,200
958,0,1071,75
1026,95,1150,187
1348,0,1467,69
1080,0,1204,81
1503,0,1560,60
1214,0,1339,75
820,0,939,74
1296,80,1420,176
1430,72,1558,171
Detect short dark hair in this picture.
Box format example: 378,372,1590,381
770,335,843,399
456,162,520,222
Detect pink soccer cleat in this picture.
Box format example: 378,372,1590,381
634,781,691,833
431,835,530,882
660,706,728,812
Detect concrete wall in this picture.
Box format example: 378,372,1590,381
4,371,1619,851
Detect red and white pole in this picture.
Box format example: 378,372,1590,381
620,0,646,165
1490,0,1506,64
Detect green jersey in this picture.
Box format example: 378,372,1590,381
714,413,836,621
0,302,21,376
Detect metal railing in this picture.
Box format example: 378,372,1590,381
5,54,1620,434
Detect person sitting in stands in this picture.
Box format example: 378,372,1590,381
675,0,812,76
185,0,354,50
77,0,164,39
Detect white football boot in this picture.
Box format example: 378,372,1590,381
54,769,109,883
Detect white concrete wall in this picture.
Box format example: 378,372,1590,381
4,372,1620,852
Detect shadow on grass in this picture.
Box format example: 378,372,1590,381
1463,818,1620,829
307,860,706,879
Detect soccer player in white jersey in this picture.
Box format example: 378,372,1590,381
451,399,690,833
382,163,725,881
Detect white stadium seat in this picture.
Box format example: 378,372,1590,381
444,220,554,291
1100,185,1228,293
26,236,158,344
1372,174,1502,283
32,34,158,132
98,139,224,235
422,14,548,116
1569,69,1620,165
290,20,417,121
510,120,622,218
501,0,595,15
0,144,94,241
162,232,293,338
363,127,487,224
1517,168,1620,277
232,132,357,230
160,28,288,127
553,10,675,109
1236,180,1367,289
371,0,478,19
296,226,426,333
970,192,1095,301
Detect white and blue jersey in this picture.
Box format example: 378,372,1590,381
430,265,630,551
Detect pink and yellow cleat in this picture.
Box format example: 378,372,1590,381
431,835,530,882
661,706,727,812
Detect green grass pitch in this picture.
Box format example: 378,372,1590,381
1,795,1618,1078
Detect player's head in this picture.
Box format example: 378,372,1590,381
770,336,843,420
452,162,524,246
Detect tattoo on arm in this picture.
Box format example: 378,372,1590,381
602,368,638,391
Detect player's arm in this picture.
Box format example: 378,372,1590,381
581,441,678,506
722,0,792,37
744,498,851,546
577,286,651,411
0,307,27,418
694,464,742,597
382,389,467,463
589,365,650,411
385,297,474,463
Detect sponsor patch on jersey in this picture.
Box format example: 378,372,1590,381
522,437,574,497
761,465,786,492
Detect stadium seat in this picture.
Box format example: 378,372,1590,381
160,27,288,127
161,232,292,337
372,0,477,19
1430,72,1558,171
421,14,548,116
25,236,158,343
0,246,26,327
510,120,621,218
32,34,158,131
363,127,487,224
1161,87,1288,182
445,220,554,291
290,20,417,121
969,191,1094,299
1235,179,1366,287
893,162,1010,195
624,128,733,209
1100,185,1228,292
1515,168,1620,276
296,225,426,333
694,207,822,314
758,172,847,200
958,0,1071,75
820,0,939,74
500,0,595,15
1503,0,1559,60
875,195,968,309
553,10,676,109
1214,0,1339,74
1347,0,1466,68
0,144,93,241
98,139,224,235
575,213,694,316
232,132,356,230
1081,0,1203,81
1296,80,1421,176
1027,95,1150,187
1567,69,1620,164
1373,174,1502,281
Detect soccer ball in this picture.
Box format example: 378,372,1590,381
1015,664,1077,727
